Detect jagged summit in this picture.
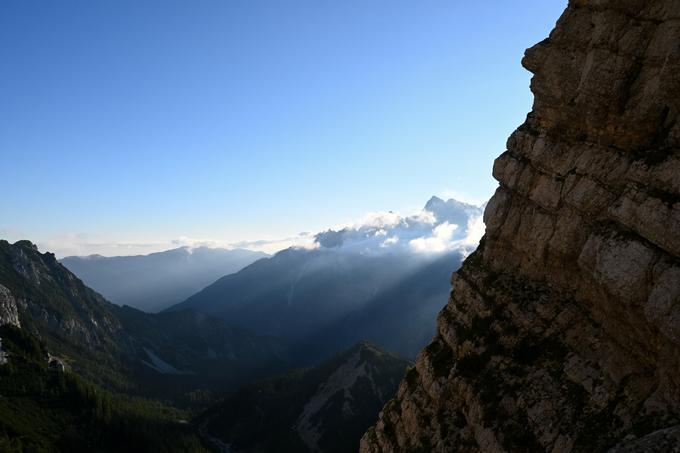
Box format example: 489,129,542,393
11,239,38,251
424,196,484,226
341,339,408,363
424,195,477,210
350,339,390,353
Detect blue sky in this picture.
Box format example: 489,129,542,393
0,0,566,257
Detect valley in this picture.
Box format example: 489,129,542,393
2,0,678,451
0,196,480,451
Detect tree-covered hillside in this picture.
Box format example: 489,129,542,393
0,324,209,452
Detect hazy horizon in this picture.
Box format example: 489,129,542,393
1,1,566,257
5,194,485,258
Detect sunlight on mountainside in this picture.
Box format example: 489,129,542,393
3,0,679,451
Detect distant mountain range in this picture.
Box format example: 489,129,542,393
0,240,285,401
0,239,420,451
170,248,462,364
169,196,482,363
61,246,267,313
201,341,410,453
0,196,485,450
313,196,484,255
0,239,296,449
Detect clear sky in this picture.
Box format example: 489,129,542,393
0,0,567,257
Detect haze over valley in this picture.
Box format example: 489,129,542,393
61,247,267,313
3,0,678,451
62,196,484,362
0,194,483,451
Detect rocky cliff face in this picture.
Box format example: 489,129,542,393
203,341,409,453
361,1,680,452
0,239,288,398
0,284,21,328
0,240,121,349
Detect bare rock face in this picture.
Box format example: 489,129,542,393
0,284,21,328
0,240,122,350
361,1,680,452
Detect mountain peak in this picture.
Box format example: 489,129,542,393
347,340,396,358
423,195,484,226
203,340,410,453
424,195,481,212
425,195,445,206
13,240,38,251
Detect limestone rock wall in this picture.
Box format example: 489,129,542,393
361,1,680,451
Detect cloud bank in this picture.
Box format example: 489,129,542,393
313,196,486,257
6,196,486,258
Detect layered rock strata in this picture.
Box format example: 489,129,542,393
361,0,680,451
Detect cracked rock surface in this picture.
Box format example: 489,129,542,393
361,1,680,451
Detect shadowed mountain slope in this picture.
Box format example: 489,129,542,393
0,239,287,402
202,341,410,453
170,247,463,364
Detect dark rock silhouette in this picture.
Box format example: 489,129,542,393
362,1,680,451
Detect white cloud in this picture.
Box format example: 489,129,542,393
409,222,459,254
312,196,487,256
171,236,224,249
19,231,316,259
380,236,399,248
460,215,486,247
9,195,487,259
35,233,168,258
412,209,437,224
443,214,487,257
355,211,404,229
228,234,317,254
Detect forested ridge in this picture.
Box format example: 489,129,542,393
0,325,209,452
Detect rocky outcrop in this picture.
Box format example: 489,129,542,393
294,343,400,451
0,284,21,328
361,1,680,452
203,341,409,453
0,240,121,349
0,239,291,397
